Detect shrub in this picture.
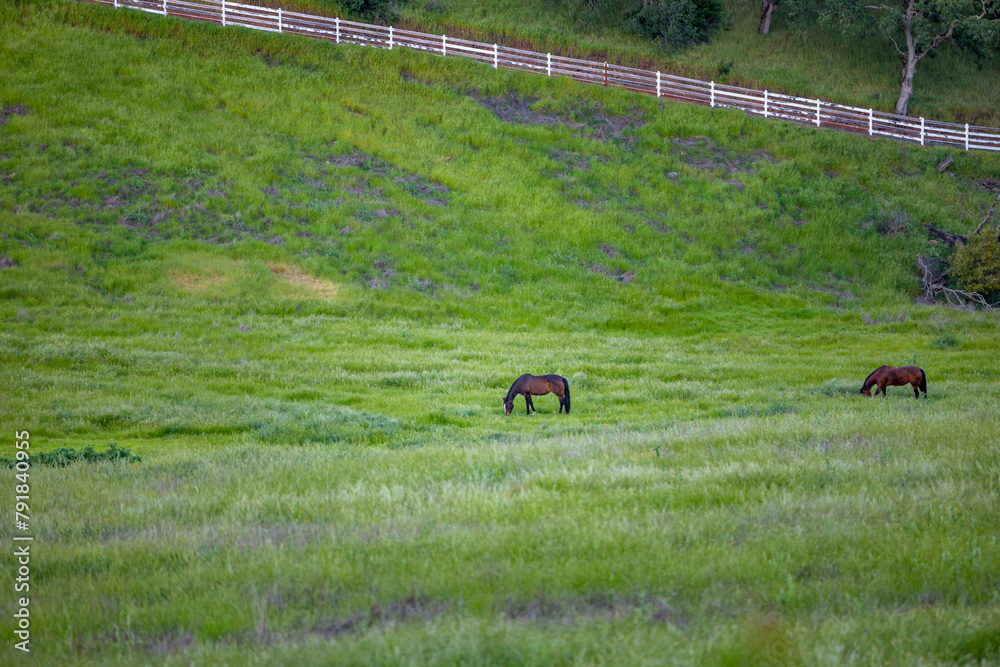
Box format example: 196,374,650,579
339,0,404,23
627,0,722,51
951,232,1000,303
2,444,141,468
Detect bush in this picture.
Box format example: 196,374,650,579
627,0,722,51
2,444,141,468
951,232,1000,303
339,0,404,23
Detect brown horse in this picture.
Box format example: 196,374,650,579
860,365,927,399
503,374,570,415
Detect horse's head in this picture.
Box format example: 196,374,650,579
503,397,513,415
860,386,871,397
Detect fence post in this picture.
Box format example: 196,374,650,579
656,71,660,98
493,44,498,69
920,117,925,146
763,90,768,118
604,62,608,87
278,8,282,33
965,123,969,151
114,0,118,8
163,0,167,16
442,34,446,57
389,26,393,50
710,81,715,107
221,0,226,27
335,17,339,43
869,108,873,136
547,53,551,76
815,99,821,127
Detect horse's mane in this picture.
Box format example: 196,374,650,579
862,366,887,388
504,374,527,402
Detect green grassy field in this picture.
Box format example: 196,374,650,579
2,1,1000,664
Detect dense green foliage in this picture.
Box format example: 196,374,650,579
627,0,723,50
1,1,999,664
1,443,140,468
952,231,1000,302
339,0,406,22
539,0,723,50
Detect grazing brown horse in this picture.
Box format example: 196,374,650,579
860,365,927,399
503,374,570,415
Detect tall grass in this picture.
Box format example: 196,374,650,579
1,2,999,664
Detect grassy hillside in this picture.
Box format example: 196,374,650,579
314,0,1000,126
2,1,1000,664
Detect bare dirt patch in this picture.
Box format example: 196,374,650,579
638,210,692,243
548,147,597,173
672,136,777,174
501,594,686,626
588,262,635,284
471,90,644,141
295,148,451,207
861,205,911,237
311,596,449,640
393,175,449,206
600,243,620,258
0,104,28,126
365,258,395,289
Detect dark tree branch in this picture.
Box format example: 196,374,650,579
971,191,1000,237
917,253,995,310
924,223,967,246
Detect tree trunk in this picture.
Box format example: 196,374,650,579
759,0,778,35
894,0,918,115
895,57,917,115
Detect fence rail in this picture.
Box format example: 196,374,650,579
86,0,1000,152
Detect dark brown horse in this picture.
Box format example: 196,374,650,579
860,365,927,399
503,374,570,415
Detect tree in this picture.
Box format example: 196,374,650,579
757,0,821,36
759,0,778,34
340,0,404,23
819,0,1000,115
628,0,723,50
952,231,1000,302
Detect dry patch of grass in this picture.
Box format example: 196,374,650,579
268,263,340,299
170,267,230,294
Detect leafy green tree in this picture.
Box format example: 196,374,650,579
951,231,1000,303
627,0,723,49
340,0,405,23
818,0,1000,115
548,0,722,49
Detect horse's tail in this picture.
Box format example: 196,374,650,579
919,368,927,394
563,376,570,414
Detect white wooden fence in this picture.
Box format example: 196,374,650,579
85,0,1000,152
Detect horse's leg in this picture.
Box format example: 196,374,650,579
524,393,531,415
913,382,920,399
879,382,887,397
529,395,536,414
